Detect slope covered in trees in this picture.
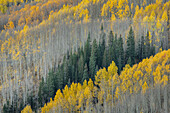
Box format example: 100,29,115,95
0,0,169,112
22,49,169,113
0,0,82,31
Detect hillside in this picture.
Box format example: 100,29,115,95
22,49,170,113
0,0,169,112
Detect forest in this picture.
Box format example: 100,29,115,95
0,0,169,113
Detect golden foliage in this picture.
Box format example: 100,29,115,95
33,49,170,112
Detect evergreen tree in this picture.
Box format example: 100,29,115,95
118,56,122,74
58,66,64,89
38,77,44,107
89,40,97,80
99,23,106,46
47,70,55,100
141,36,145,59
126,27,135,66
108,30,114,47
114,34,118,65
89,51,96,80
136,38,141,62
84,32,91,67
127,57,132,66
97,42,102,68
150,45,155,56
82,63,89,83
145,31,150,58
108,31,114,64
27,92,35,110
63,57,69,85
68,55,73,83
118,35,124,71
98,30,106,68
95,65,99,75
3,102,8,113
19,99,24,112
78,55,84,83
92,39,98,63
102,48,108,68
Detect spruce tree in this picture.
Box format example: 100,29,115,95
118,56,122,74
145,31,150,58
68,57,72,83
82,63,89,83
3,103,8,113
99,23,106,44
114,34,118,65
38,77,44,107
108,31,114,64
47,70,55,100
126,27,135,66
136,38,141,62
108,30,114,47
84,32,91,67
57,67,64,89
78,55,84,82
63,58,69,85
89,39,97,79
127,57,132,66
102,48,108,68
141,36,145,59
98,31,106,68
97,42,102,68
118,35,124,71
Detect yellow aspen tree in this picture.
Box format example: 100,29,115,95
88,78,94,91
142,81,148,94
83,79,88,89
161,75,168,86
115,86,120,99
4,21,15,30
161,10,168,22
21,105,33,113
108,61,118,77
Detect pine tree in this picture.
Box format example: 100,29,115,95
145,31,150,58
57,66,64,90
3,103,8,113
38,77,44,107
92,39,98,63
63,57,69,85
126,27,135,66
68,56,73,83
108,31,114,64
136,38,141,62
89,40,96,80
113,34,118,65
118,56,122,74
97,42,102,68
118,35,124,70
78,55,84,83
98,30,106,68
47,70,55,100
108,30,114,47
141,36,145,59
102,48,108,68
127,57,132,66
84,32,91,67
82,63,89,83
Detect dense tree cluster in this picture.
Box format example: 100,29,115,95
0,0,169,112
22,49,169,113
0,0,82,31
3,25,158,112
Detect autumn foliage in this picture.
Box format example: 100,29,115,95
27,49,170,113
